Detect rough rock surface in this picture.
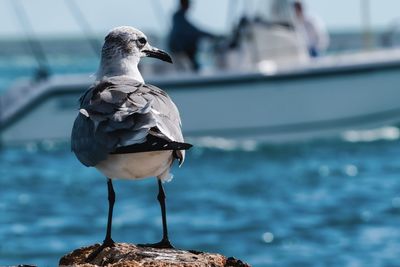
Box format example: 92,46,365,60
59,243,250,267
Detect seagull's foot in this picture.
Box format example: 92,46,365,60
85,238,115,263
138,238,175,249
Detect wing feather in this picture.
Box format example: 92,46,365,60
71,77,187,167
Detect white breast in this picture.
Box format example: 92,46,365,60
95,151,174,181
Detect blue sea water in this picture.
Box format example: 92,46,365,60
1,139,400,267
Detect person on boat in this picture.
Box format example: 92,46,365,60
168,0,215,71
293,1,329,57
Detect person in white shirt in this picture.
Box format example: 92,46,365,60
293,1,329,57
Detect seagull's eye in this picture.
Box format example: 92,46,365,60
138,37,147,45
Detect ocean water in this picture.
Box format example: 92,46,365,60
1,138,400,267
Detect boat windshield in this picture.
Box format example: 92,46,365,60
251,0,294,28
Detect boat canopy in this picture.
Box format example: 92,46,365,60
255,0,294,26
236,0,295,28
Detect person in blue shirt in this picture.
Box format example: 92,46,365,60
293,1,329,57
168,0,215,71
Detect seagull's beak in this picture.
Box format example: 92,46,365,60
142,45,173,64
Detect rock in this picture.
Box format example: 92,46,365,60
59,243,250,267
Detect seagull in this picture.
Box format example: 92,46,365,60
71,26,192,261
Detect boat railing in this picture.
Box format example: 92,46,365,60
0,79,48,124
0,75,94,128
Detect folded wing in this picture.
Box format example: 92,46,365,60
71,76,187,167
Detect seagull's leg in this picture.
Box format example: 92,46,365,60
157,179,174,248
103,178,116,245
138,179,174,249
86,178,116,262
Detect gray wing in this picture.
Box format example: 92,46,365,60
144,83,184,143
71,76,185,167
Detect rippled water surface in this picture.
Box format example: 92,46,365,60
1,139,400,267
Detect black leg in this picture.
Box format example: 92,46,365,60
104,178,116,245
158,179,173,247
86,178,116,262
138,179,174,249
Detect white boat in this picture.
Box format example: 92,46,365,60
1,0,400,145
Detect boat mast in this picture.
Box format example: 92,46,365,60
226,0,239,30
9,0,50,81
150,0,170,33
64,0,102,57
361,0,373,49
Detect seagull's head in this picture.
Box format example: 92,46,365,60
101,26,173,64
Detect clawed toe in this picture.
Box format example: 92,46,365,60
138,239,175,249
86,239,115,263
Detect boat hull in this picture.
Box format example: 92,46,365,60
2,64,400,145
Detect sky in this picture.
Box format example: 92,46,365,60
1,0,400,38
